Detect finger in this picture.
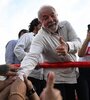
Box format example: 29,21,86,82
23,75,27,83
23,75,33,90
23,75,30,86
59,36,65,44
9,66,19,71
6,71,17,76
46,71,55,90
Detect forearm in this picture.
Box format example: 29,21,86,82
14,48,26,61
28,92,40,100
78,39,89,57
9,93,25,100
67,38,81,53
0,81,6,91
0,85,10,100
0,77,16,92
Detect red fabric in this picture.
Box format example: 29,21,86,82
12,61,90,68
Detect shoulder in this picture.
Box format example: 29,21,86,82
6,40,17,46
19,32,34,40
59,21,71,27
59,21,74,31
8,40,17,43
35,28,47,39
20,32,31,38
32,28,46,44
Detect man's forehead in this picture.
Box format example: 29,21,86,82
40,8,55,16
41,7,54,13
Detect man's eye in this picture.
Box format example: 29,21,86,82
43,17,49,20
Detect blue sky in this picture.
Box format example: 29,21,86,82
0,0,90,64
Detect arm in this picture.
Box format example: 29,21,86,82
0,85,10,100
17,34,44,80
9,77,26,100
24,75,40,100
78,31,90,57
14,33,32,61
64,21,81,53
0,77,15,92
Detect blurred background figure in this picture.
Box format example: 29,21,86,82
5,29,28,64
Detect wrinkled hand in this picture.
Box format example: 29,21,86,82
40,71,62,100
56,37,69,56
10,77,26,94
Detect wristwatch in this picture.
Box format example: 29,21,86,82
27,88,36,96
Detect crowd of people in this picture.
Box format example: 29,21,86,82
0,5,90,100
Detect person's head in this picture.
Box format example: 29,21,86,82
18,29,29,38
38,5,59,33
29,18,41,35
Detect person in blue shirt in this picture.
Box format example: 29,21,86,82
5,29,28,64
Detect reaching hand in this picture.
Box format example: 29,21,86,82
0,64,18,76
9,77,26,100
40,71,62,100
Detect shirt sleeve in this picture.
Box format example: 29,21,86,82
17,34,44,80
65,21,81,53
14,33,32,61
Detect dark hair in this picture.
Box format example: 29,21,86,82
18,29,28,38
88,24,90,31
29,18,40,32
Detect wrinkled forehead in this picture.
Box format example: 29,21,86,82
38,6,57,19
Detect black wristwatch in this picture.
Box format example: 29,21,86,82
27,88,36,96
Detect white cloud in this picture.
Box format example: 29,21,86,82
0,0,12,13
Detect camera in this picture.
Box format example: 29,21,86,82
88,24,90,31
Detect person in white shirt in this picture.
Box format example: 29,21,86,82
17,5,81,100
14,18,45,96
5,29,28,64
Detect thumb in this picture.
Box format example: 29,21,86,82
59,36,65,44
46,71,55,90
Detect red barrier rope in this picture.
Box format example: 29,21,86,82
12,61,90,68
39,61,90,68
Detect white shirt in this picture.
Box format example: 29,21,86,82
14,32,44,80
18,21,81,83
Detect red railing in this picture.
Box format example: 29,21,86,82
12,61,90,68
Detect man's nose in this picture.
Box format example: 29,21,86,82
48,16,53,21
